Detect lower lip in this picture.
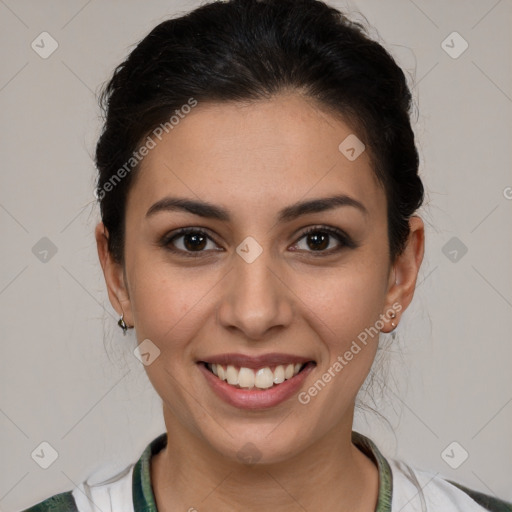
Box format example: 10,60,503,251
198,362,316,410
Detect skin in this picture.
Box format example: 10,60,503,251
96,93,424,511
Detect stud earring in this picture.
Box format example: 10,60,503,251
389,311,397,329
118,314,128,335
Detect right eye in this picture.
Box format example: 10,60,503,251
161,227,223,257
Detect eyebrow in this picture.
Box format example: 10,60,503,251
145,194,368,222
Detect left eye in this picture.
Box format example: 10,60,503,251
291,227,348,254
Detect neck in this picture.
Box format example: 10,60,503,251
151,407,379,512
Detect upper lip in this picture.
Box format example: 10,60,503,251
198,353,315,370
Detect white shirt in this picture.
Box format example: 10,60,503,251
21,432,512,512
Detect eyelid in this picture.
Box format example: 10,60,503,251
160,227,222,258
292,225,356,252
160,224,356,256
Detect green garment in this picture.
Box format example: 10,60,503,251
20,431,512,512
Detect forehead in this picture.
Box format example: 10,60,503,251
127,93,385,222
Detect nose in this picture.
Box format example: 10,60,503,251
216,242,294,341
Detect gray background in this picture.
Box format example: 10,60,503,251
0,0,511,509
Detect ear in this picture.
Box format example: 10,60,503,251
95,222,134,328
381,215,425,333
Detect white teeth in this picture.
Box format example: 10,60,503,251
226,365,239,385
273,365,285,384
208,362,305,389
254,368,274,389
238,367,255,388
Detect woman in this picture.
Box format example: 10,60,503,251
20,0,511,510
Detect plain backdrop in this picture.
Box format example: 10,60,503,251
1,0,511,509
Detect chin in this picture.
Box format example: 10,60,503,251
204,424,311,466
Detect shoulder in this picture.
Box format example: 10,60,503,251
16,435,161,512
17,491,78,512
389,458,512,512
17,462,135,512
447,481,512,512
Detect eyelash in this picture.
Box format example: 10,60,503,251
160,225,356,258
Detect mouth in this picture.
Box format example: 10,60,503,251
197,353,317,409
200,361,313,390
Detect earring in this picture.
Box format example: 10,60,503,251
389,311,397,329
118,314,128,335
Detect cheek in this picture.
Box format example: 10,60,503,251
297,259,387,339
292,259,387,397
292,272,384,420
127,255,218,350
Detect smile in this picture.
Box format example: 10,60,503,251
197,353,316,409
205,362,306,390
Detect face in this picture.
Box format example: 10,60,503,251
97,93,424,464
